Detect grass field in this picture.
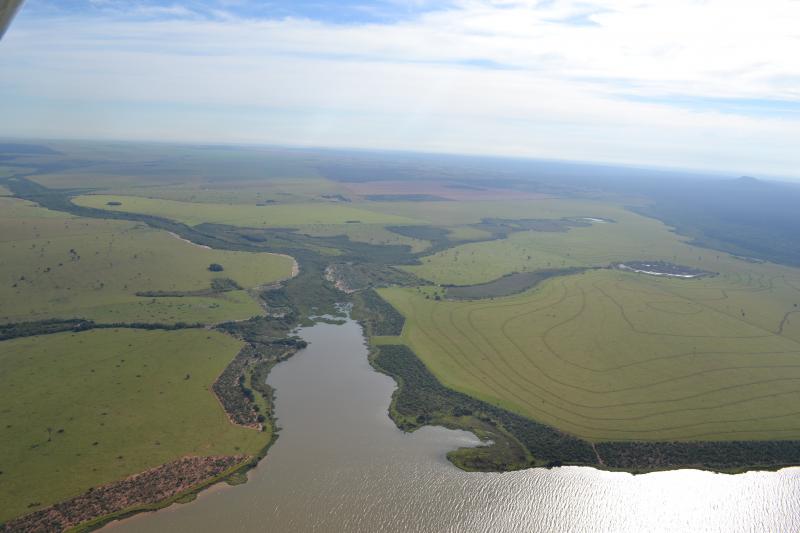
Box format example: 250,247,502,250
73,194,419,227
0,197,294,323
401,205,770,285
379,264,800,443
381,203,800,444
405,234,583,285
365,198,630,226
0,328,266,523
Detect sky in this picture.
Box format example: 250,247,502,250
0,0,799,177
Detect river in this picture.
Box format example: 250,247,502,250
107,319,800,532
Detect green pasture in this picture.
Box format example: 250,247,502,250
379,264,800,443
0,198,294,323
72,194,630,230
72,194,418,227
401,204,798,286
405,235,582,285
361,198,626,226
0,328,266,523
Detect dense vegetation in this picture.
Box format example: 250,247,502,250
2,456,246,533
325,262,420,293
444,267,589,299
0,318,204,341
352,289,406,336
212,346,266,428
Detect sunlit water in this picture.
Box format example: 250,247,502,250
107,319,800,532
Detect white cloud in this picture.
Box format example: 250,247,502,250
0,0,798,176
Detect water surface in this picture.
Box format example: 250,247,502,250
108,319,800,532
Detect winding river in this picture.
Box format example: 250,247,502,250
108,319,800,532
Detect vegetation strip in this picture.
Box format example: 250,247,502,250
213,346,269,429
0,318,204,341
444,267,590,299
1,455,247,533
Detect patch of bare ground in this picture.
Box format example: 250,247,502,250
3,455,247,533
324,264,358,294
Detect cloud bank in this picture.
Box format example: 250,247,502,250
1,0,798,176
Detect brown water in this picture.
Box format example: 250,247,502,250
108,319,800,532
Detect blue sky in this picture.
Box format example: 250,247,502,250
22,0,444,22
1,0,799,177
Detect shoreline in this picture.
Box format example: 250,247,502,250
167,231,300,280
168,231,212,250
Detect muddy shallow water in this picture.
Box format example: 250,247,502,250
107,319,800,532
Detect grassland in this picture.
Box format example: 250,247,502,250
400,204,765,285
4,140,800,493
73,194,419,227
379,262,800,443
376,200,800,446
405,234,583,285
59,184,800,448
366,198,627,226
0,328,266,523
0,193,297,526
0,197,294,324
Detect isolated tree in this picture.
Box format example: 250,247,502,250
208,263,224,272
